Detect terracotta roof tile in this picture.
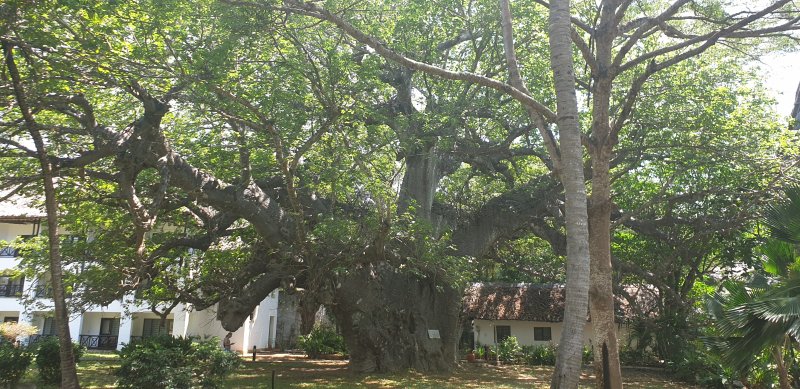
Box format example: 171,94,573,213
463,283,654,322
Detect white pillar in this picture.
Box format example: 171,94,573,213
267,315,278,349
173,308,189,337
18,311,34,345
24,276,38,301
241,314,252,354
68,313,83,344
117,314,132,350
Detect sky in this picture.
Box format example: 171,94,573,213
761,51,799,116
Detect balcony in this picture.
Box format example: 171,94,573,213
0,284,23,297
34,285,53,298
79,334,118,350
28,334,56,345
0,246,18,257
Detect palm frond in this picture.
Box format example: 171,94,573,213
764,186,800,244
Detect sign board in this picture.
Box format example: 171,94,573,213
427,329,440,339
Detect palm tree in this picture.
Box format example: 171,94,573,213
706,187,800,389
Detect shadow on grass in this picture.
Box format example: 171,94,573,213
19,351,696,388
226,356,696,389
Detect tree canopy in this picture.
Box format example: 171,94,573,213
1,0,799,386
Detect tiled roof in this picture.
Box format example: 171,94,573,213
463,283,653,322
463,283,566,322
0,195,45,220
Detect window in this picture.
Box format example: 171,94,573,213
534,327,552,341
495,325,511,344
99,318,120,336
142,319,173,338
3,317,19,323
43,317,57,335
0,276,24,297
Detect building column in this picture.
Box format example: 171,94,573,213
269,315,277,349
24,276,38,301
117,314,132,350
18,312,34,344
68,313,83,344
241,314,252,354
173,307,189,338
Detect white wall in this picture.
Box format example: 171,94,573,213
184,307,241,348
246,292,279,350
473,319,629,349
0,222,35,243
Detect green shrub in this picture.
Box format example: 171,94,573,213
34,337,84,385
474,344,486,359
0,342,33,388
618,344,660,367
521,344,556,365
116,335,241,389
297,326,346,358
498,336,521,363
666,341,734,388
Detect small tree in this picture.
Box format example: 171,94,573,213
497,336,522,364
0,322,37,343
34,337,85,386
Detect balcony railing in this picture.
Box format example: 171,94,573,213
79,335,118,350
28,334,56,345
34,285,53,298
0,246,18,257
0,284,23,297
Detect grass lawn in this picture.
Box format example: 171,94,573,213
19,352,695,388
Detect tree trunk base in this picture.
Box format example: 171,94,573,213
332,262,461,373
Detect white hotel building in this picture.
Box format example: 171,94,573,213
0,200,279,353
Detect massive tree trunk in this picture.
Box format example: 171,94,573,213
2,41,80,389
547,1,592,387
331,262,461,373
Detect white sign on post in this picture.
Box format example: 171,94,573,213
427,329,440,339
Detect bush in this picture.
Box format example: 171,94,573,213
618,344,660,367
498,336,521,363
297,326,347,358
116,335,241,389
0,342,33,388
666,341,734,388
34,336,85,385
520,344,556,365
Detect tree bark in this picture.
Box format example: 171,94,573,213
2,41,80,389
792,81,800,130
547,1,592,387
587,1,624,384
331,262,461,373
588,149,622,388
774,341,791,389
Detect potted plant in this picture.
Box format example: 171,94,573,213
466,349,476,362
